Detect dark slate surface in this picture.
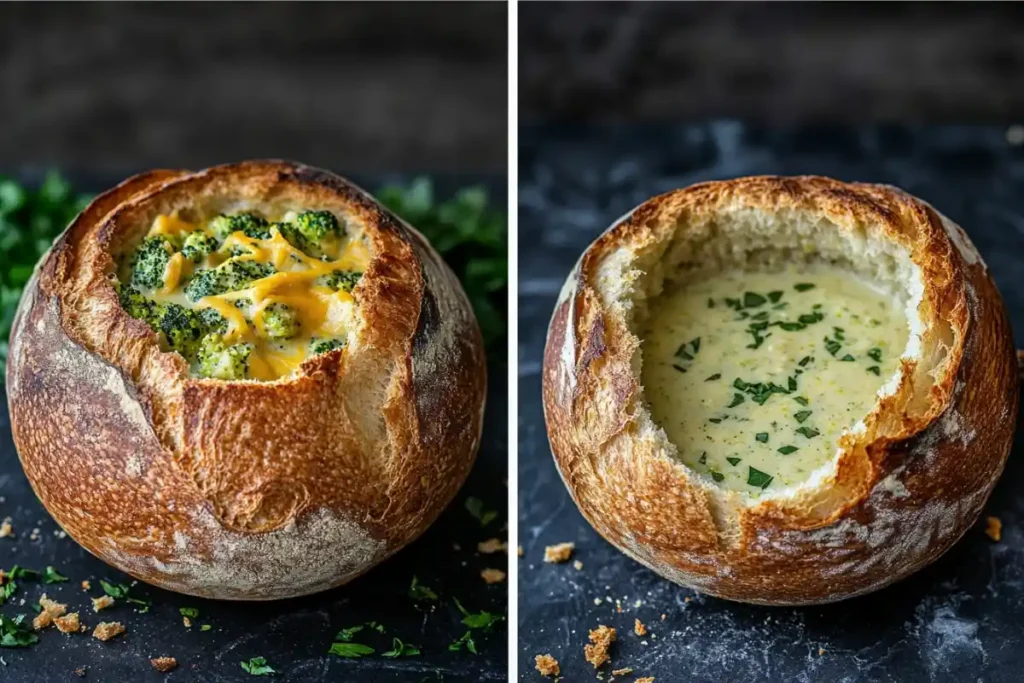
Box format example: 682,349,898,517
0,174,507,682
518,123,1024,682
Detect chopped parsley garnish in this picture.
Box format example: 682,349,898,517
179,607,199,619
787,376,798,391
768,290,784,303
726,457,742,466
755,433,769,443
727,393,745,408
0,614,38,648
464,498,498,527
241,657,276,675
335,626,365,642
778,445,799,455
710,471,725,482
672,364,688,374
449,631,478,654
747,467,774,489
798,356,813,367
454,598,503,630
99,580,151,611
793,396,810,406
698,452,708,464
328,642,375,659
707,298,715,308
796,426,820,439
708,417,722,424
382,638,421,658
823,336,842,356
743,292,767,308
42,566,68,584
794,410,812,423
840,354,855,362
868,348,883,362
794,283,816,292
867,366,881,375
408,576,439,601
705,373,721,382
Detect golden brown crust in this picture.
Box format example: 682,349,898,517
7,161,486,600
543,175,1017,605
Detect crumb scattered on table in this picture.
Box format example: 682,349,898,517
985,516,1002,542
573,560,583,571
92,595,114,612
634,618,647,636
584,624,616,668
0,518,13,538
34,595,68,630
183,616,192,628
478,538,507,554
93,622,125,642
535,653,560,676
150,657,177,672
612,667,634,676
481,568,506,584
55,613,81,633
544,542,575,563
81,580,91,591
636,677,655,683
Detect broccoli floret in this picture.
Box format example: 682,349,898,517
158,303,210,358
209,212,271,240
181,232,218,263
183,259,275,301
117,283,162,327
294,210,340,242
198,307,229,334
258,303,300,340
318,270,362,293
129,236,175,290
309,337,346,355
196,334,252,380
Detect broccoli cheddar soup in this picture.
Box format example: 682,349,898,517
641,265,908,496
116,210,369,381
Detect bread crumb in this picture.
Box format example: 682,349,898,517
481,568,506,584
584,625,616,668
819,647,826,655
74,667,87,677
634,618,647,636
478,538,507,554
615,599,623,613
81,580,91,591
183,616,192,628
55,613,81,633
33,595,68,630
0,518,13,538
92,595,114,612
612,667,634,676
517,545,524,557
544,542,575,563
985,516,1002,542
93,622,125,641
573,560,584,571
660,614,667,621
535,654,560,676
636,678,655,683
151,657,177,672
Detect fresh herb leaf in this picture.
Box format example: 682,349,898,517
727,393,745,408
99,579,151,611
787,376,797,392
672,364,687,374
796,426,820,439
690,337,701,353
179,607,199,619
743,292,766,308
709,471,725,482
674,345,694,361
726,457,742,466
704,373,721,382
328,642,375,659
794,283,815,292
778,445,799,455
409,576,439,602
240,656,276,676
867,365,881,375
794,410,812,423
42,566,67,584
793,396,810,406
799,356,813,367
382,638,421,658
201,624,212,632
698,452,708,464
708,417,722,424
755,433,769,443
0,615,38,648
464,498,498,527
454,598,503,630
767,291,784,303
824,337,842,356
449,631,478,654
747,467,774,489
868,348,883,362
336,625,364,642
840,354,855,362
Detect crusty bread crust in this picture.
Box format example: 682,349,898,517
6,161,487,600
543,176,1017,605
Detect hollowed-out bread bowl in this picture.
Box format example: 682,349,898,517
6,160,486,600
542,175,1017,605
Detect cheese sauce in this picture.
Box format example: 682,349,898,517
641,265,907,496
142,212,369,381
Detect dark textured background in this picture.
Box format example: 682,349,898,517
0,3,507,174
520,2,1024,123
518,123,1024,682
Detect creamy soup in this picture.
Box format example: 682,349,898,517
641,265,908,496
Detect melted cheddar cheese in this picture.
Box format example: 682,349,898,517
124,209,369,381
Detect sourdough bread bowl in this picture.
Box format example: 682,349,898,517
543,175,1017,605
6,161,486,600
